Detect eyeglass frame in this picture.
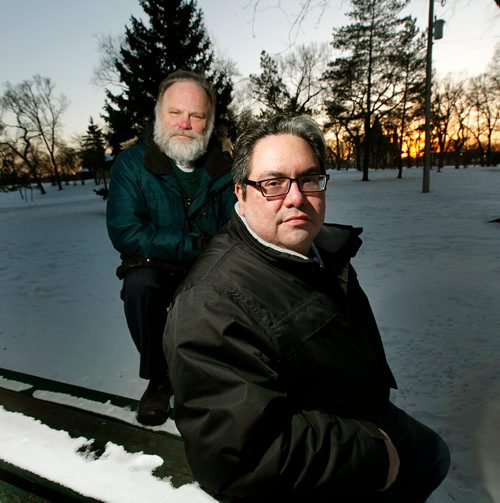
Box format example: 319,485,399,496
243,173,330,198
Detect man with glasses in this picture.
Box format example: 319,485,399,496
165,115,450,502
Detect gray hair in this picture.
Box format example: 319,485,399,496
232,115,326,185
154,70,216,131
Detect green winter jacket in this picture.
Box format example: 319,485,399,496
106,139,235,266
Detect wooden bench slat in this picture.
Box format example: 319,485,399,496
0,368,196,500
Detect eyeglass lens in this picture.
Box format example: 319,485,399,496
260,175,327,196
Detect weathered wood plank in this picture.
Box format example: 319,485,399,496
0,368,196,501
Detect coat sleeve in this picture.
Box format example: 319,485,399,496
106,151,198,262
165,284,390,500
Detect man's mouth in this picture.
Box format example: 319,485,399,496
283,214,310,224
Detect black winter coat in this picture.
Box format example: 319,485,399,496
165,210,398,502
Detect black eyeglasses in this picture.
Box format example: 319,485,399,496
244,174,330,197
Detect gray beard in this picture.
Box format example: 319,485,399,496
153,115,211,164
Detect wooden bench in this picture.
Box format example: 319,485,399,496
0,367,195,502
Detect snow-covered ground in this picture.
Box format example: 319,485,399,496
0,166,498,502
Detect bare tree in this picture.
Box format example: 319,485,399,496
448,80,470,168
1,101,47,193
246,0,330,46
92,33,127,91
57,144,82,185
247,42,330,117
466,72,500,166
431,78,462,171
1,75,68,190
386,16,426,178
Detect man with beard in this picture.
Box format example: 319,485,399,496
106,70,235,426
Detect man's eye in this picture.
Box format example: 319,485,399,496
264,179,285,188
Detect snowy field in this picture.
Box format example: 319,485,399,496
0,165,499,502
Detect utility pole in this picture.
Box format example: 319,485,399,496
422,0,434,193
422,1,445,193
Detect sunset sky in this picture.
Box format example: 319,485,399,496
1,0,498,139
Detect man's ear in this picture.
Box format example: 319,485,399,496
235,184,246,215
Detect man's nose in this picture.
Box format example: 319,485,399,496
284,180,305,206
178,113,192,130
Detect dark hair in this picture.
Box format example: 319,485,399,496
232,115,326,184
155,70,216,128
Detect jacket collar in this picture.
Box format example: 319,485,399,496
234,204,310,261
229,210,363,271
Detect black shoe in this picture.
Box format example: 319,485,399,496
136,378,172,426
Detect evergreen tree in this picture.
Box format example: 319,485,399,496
103,0,233,153
81,117,107,189
324,0,414,180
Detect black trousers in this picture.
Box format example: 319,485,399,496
120,267,183,381
376,402,450,503
225,402,450,503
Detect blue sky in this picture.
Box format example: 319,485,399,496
1,0,498,140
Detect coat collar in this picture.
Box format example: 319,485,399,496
229,210,363,272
